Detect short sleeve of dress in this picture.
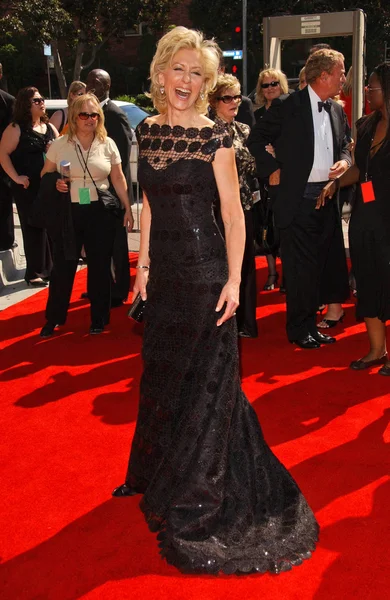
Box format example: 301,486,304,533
106,137,122,165
209,120,233,162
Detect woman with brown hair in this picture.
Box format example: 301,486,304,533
49,80,86,134
39,93,133,336
209,73,258,337
0,87,58,286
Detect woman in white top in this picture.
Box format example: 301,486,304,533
40,93,133,337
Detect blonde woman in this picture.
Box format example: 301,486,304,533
40,93,132,336
254,67,289,116
113,27,318,575
49,80,86,134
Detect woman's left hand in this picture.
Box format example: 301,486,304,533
123,208,134,232
215,279,240,327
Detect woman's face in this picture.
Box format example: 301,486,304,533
159,48,205,113
75,99,100,135
366,73,384,112
216,85,241,123
261,74,281,105
69,87,86,106
30,90,46,120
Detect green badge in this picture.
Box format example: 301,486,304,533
78,187,91,205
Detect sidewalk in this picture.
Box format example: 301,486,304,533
0,204,140,310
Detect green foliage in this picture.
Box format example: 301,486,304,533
114,93,156,114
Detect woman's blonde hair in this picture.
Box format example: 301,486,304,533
150,26,220,115
67,93,107,143
208,74,241,110
255,68,288,105
305,49,344,85
67,81,86,106
342,66,353,96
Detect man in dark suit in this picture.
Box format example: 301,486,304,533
237,95,256,128
248,49,351,349
86,69,134,306
0,63,15,251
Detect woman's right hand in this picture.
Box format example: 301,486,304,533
316,180,337,209
15,175,29,189
56,178,69,193
132,268,149,302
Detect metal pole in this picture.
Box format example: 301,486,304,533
47,57,52,99
242,0,247,95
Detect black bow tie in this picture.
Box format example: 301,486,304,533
318,101,331,113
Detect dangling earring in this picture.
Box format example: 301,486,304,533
160,86,165,95
200,90,205,101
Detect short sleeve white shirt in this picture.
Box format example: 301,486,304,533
46,135,121,203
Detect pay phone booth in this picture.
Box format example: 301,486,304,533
262,9,366,138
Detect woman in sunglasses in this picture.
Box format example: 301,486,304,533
0,87,58,286
253,69,288,292
209,73,258,337
39,93,132,336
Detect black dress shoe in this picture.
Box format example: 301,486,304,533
311,330,336,344
40,322,59,338
90,321,105,335
112,483,139,497
290,334,321,349
80,292,89,300
350,355,387,370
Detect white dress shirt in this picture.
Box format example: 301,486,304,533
307,85,334,183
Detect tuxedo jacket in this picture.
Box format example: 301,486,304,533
236,95,256,129
103,99,133,203
0,89,14,138
247,86,351,228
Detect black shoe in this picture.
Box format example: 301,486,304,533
111,298,124,308
112,483,139,497
350,355,387,370
263,272,279,291
40,322,59,338
311,330,336,344
80,292,89,300
89,321,104,335
290,334,321,349
26,278,48,288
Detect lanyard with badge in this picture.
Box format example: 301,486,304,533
361,134,383,204
75,138,94,204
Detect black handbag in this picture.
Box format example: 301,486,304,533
76,144,123,218
127,293,146,322
254,184,279,254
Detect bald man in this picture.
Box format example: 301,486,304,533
86,69,134,306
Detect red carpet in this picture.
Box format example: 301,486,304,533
0,255,389,600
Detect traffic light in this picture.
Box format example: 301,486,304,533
232,25,242,50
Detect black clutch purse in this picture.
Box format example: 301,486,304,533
127,293,146,322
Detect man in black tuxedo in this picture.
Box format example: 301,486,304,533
86,69,134,306
0,63,15,251
248,49,351,349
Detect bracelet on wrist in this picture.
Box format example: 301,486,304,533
136,265,149,270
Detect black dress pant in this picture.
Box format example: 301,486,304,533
280,182,346,341
12,181,52,281
111,217,130,303
236,208,258,337
0,176,14,250
45,202,116,326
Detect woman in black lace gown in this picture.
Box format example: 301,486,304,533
113,27,318,574
0,87,56,285
319,63,390,375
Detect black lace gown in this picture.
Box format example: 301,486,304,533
124,120,318,575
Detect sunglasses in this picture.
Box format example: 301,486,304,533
216,94,242,104
78,112,100,121
366,86,382,93
31,97,45,105
261,81,280,89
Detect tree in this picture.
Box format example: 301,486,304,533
0,0,178,96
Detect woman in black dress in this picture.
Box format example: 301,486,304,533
0,87,57,286
113,26,318,574
209,74,258,338
318,63,390,375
